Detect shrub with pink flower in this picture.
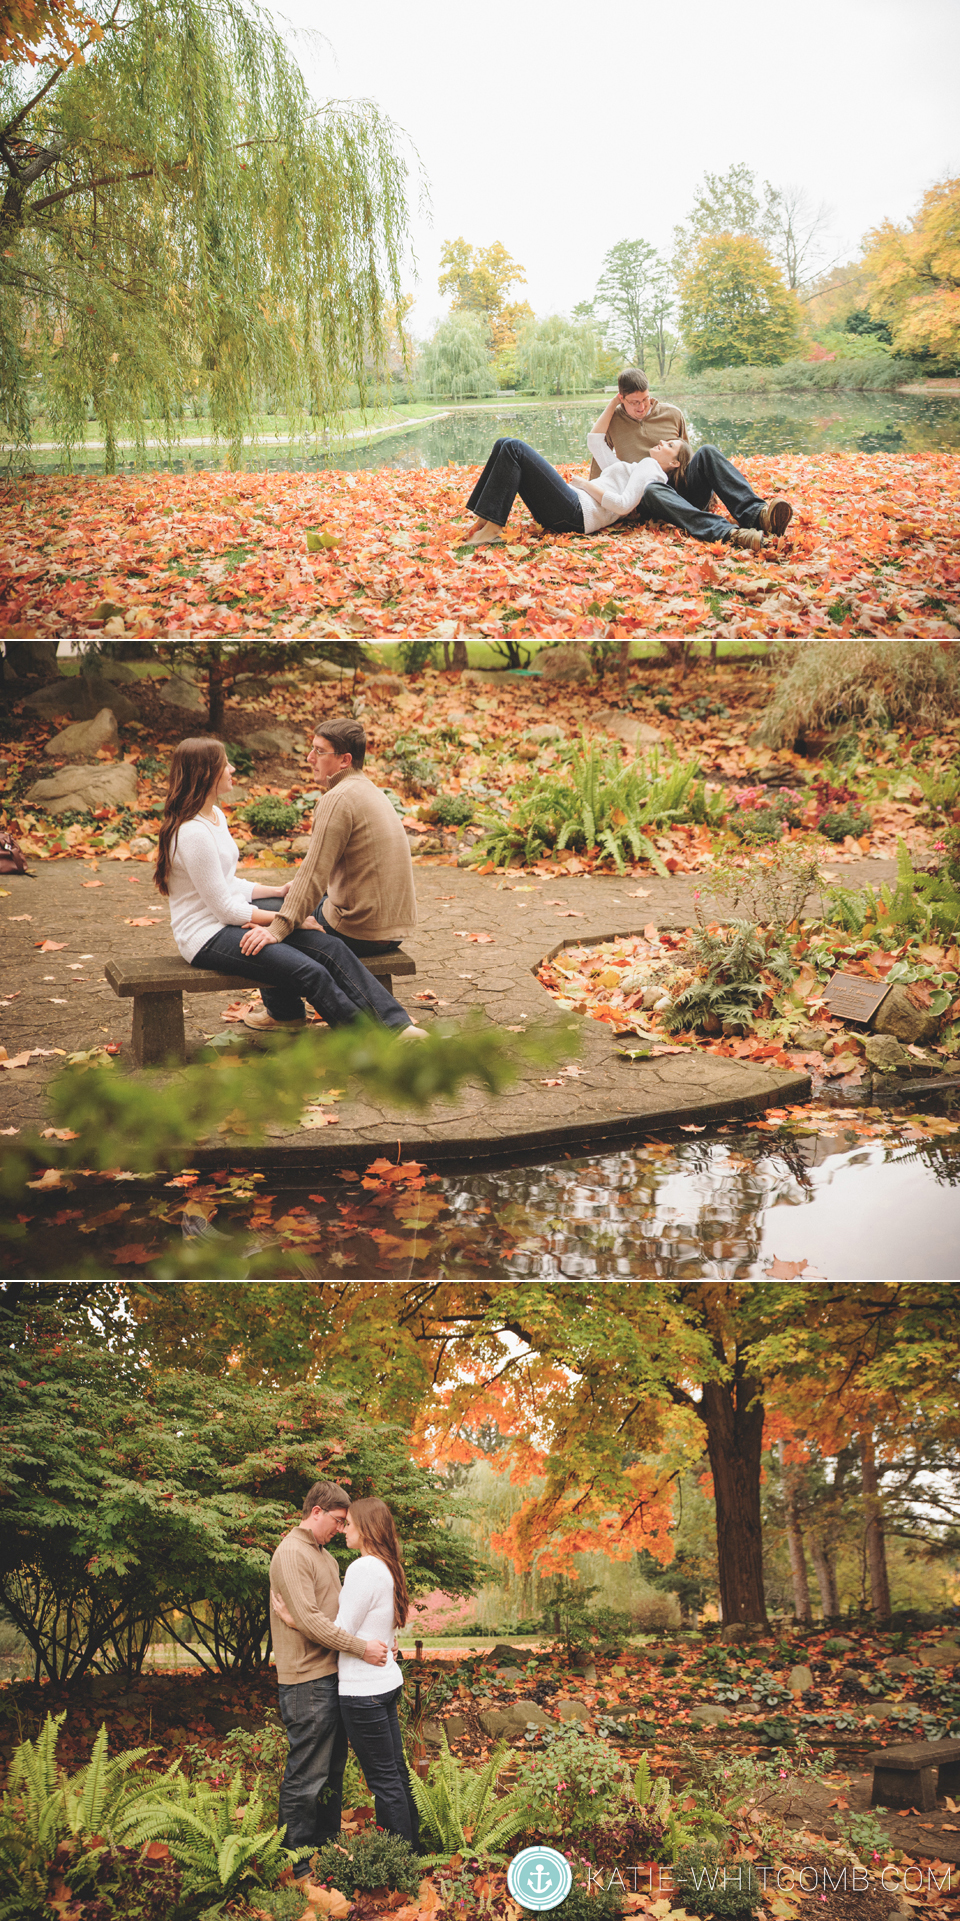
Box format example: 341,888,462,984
407,1590,478,1636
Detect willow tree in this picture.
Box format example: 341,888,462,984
0,0,417,465
419,311,495,400
516,314,599,395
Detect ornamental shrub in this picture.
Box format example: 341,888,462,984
238,797,301,838
313,1827,421,1896
550,1884,624,1921
674,1853,763,1917
818,804,872,842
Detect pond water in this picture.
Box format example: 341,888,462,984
18,392,960,477
12,1115,960,1279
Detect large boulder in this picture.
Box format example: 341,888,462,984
487,1642,527,1667
479,1700,555,1739
23,674,139,724
788,1665,814,1693
923,1639,960,1668
245,728,306,757
691,1706,732,1726
539,644,593,684
864,1034,911,1074
44,707,118,759
882,1655,918,1675
595,709,664,752
95,657,140,683
555,1698,591,1723
157,674,206,713
871,986,941,1047
27,762,138,813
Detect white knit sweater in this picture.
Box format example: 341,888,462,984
167,808,256,962
335,1556,403,1697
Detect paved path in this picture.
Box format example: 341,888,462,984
0,856,898,1170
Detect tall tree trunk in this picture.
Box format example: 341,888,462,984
207,672,225,732
809,1533,840,1619
860,1432,892,1623
778,1441,812,1623
452,642,468,670
699,1365,768,1625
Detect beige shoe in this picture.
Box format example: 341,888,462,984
241,1008,305,1031
759,496,793,537
728,527,766,552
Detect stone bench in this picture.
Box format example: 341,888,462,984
105,950,417,1066
869,1737,960,1811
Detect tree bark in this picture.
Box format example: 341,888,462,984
778,1441,812,1623
808,1532,840,1619
207,673,225,733
860,1432,892,1623
452,642,468,671
699,1364,768,1626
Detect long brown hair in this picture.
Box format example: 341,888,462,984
348,1498,410,1628
154,738,226,896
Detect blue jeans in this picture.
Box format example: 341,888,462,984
339,1687,419,1847
639,481,745,544
671,443,766,529
318,898,401,959
190,903,410,1029
278,1674,348,1874
466,438,585,533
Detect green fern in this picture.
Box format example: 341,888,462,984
116,1770,291,1898
408,1731,530,1866
468,740,720,874
6,1713,70,1859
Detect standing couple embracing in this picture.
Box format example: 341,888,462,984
269,1480,419,1883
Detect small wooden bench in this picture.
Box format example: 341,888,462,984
105,951,417,1066
869,1737,960,1811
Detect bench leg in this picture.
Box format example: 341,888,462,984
379,973,393,997
131,993,186,1067
940,1759,960,1798
871,1764,936,1811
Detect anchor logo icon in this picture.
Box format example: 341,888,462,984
507,1847,572,1911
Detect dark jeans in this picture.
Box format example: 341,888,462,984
278,1674,348,1875
190,898,410,1029
339,1687,419,1848
318,898,401,959
467,438,585,533
639,480,743,545
673,442,766,529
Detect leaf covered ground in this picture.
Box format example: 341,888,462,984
2,454,959,638
2,1629,959,1921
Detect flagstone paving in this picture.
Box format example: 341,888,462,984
0,854,900,1169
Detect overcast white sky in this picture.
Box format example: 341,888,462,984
275,0,958,339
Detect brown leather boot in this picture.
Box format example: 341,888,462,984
728,527,766,552
759,497,793,536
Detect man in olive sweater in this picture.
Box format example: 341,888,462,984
270,1479,389,1879
588,366,793,543
239,717,417,1029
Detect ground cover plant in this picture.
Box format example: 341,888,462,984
1,454,958,638
3,1623,960,1921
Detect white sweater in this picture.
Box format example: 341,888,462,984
592,454,672,516
335,1556,404,1697
167,808,256,962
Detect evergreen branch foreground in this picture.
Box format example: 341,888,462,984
0,1015,571,1209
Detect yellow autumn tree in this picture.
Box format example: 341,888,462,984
678,232,801,370
437,237,533,352
862,176,960,362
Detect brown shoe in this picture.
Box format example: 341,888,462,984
759,497,793,537
241,1008,305,1031
728,527,766,552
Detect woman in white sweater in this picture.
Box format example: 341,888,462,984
274,1496,419,1848
154,738,424,1036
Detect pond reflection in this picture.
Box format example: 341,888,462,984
19,392,960,476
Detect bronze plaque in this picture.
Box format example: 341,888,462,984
821,970,893,1024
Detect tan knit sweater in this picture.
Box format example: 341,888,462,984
269,1526,368,1685
268,768,417,944
587,398,689,482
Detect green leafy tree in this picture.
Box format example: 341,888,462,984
0,1331,484,1681
678,235,801,370
516,314,599,395
418,311,496,399
0,0,417,464
674,161,780,259
589,237,677,376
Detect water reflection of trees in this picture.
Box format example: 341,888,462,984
448,1132,959,1280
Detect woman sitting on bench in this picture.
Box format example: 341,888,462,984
154,738,426,1037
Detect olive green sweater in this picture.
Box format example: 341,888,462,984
269,1526,368,1685
268,767,417,944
